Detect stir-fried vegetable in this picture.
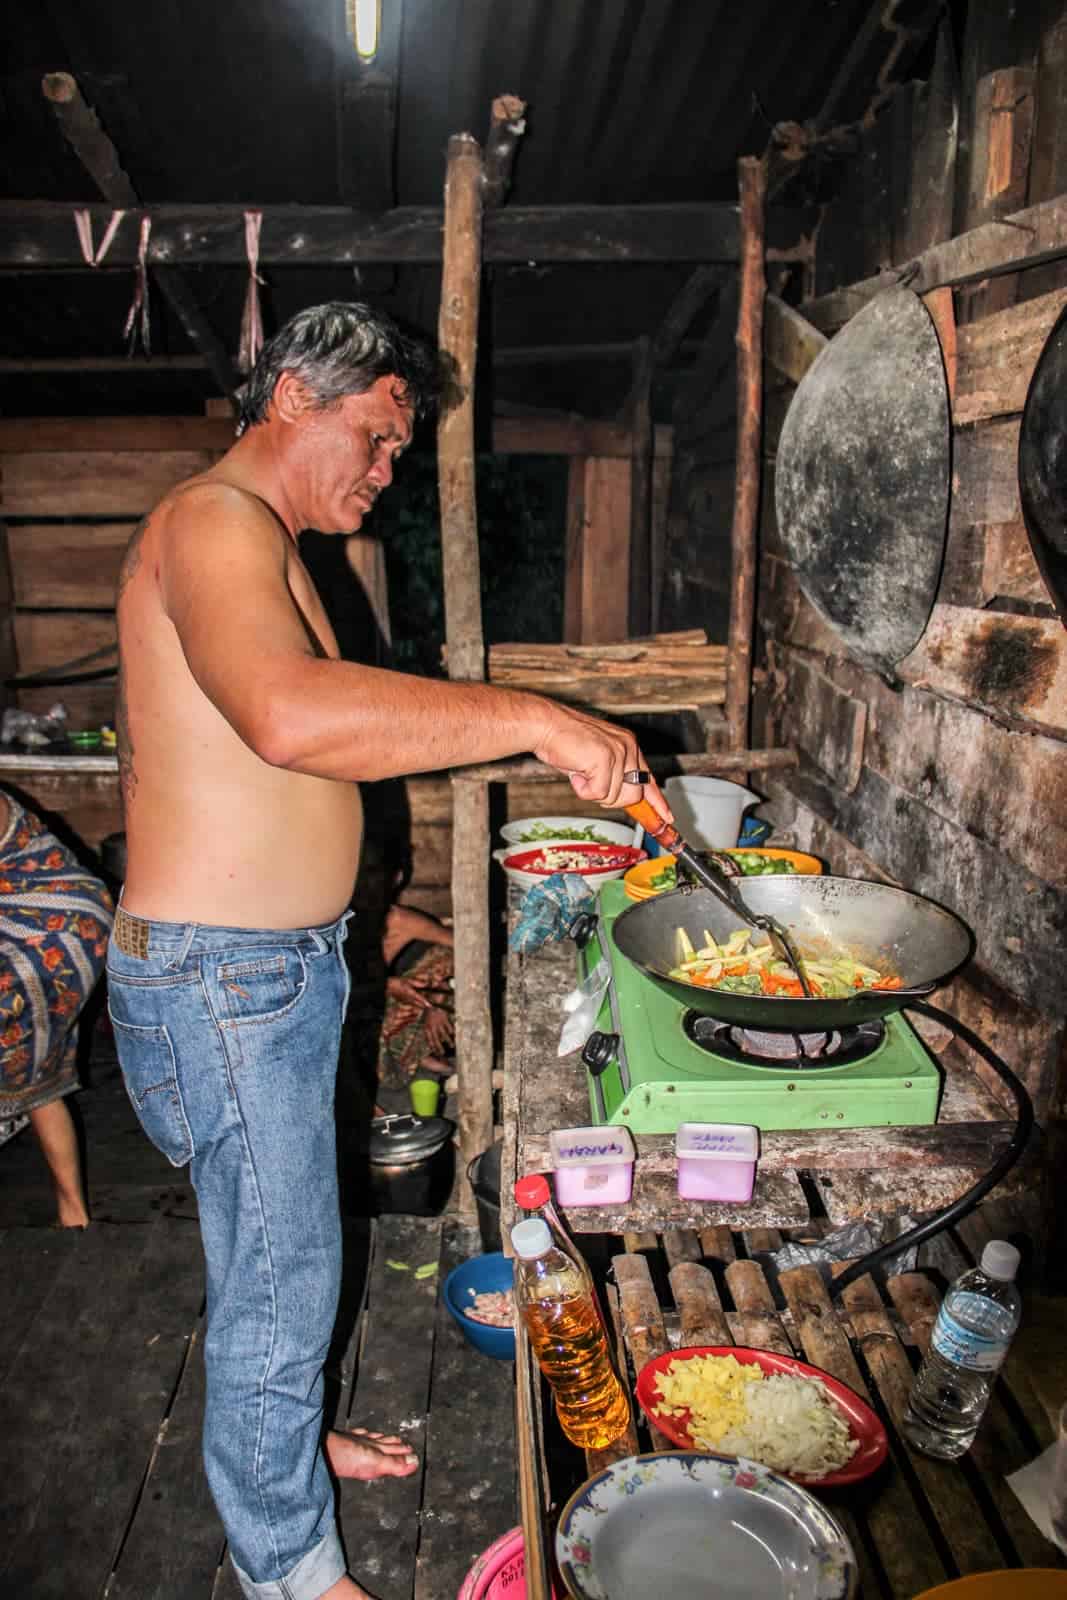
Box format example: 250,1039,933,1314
668,926,902,998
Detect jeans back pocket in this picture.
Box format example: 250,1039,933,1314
109,1013,194,1167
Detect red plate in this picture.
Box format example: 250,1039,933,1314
503,842,647,876
635,1345,888,1488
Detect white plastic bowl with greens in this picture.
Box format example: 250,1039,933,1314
498,815,637,849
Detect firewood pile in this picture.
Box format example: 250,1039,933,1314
482,629,727,713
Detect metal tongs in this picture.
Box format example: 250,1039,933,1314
625,798,814,997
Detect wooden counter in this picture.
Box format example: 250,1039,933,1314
500,932,1026,1243
514,1213,1067,1600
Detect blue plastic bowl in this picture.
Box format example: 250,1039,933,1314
443,1251,516,1361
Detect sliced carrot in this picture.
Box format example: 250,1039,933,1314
871,976,903,990
722,961,750,977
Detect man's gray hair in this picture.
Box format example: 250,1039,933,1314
238,301,440,433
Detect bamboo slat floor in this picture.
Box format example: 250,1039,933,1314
516,1217,1067,1599
1,1031,518,1600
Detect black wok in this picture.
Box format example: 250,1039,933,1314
611,876,973,1030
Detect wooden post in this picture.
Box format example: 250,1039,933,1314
437,132,492,1216
483,95,527,208
724,156,766,751
627,336,654,636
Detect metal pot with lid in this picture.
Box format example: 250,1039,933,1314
367,1112,455,1216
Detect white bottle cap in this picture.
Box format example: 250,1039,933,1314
511,1218,552,1259
980,1240,1020,1281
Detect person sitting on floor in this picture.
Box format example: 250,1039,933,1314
377,899,454,1107
0,788,114,1226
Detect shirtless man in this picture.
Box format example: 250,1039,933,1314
107,301,666,1600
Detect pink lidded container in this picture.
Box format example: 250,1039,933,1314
675,1122,759,1202
548,1125,636,1206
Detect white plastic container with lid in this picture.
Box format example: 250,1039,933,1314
675,1122,759,1202
548,1125,636,1206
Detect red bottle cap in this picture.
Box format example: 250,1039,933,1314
514,1174,551,1209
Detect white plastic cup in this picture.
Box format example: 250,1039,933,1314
663,776,759,849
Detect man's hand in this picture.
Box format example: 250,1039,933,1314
531,700,671,820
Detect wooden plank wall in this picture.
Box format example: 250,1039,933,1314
0,436,222,727
753,4,1067,1118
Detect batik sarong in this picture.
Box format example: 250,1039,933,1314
0,793,113,1122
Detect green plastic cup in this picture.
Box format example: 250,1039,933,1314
409,1078,439,1117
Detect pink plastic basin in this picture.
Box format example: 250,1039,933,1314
457,1526,560,1599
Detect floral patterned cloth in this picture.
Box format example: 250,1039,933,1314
0,794,113,1119
377,941,454,1089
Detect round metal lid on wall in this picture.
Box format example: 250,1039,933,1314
774,286,952,675
1018,296,1067,625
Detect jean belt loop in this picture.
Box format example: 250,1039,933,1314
308,927,330,955
339,909,355,943
166,922,198,972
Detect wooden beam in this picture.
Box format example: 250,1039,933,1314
0,413,674,459
437,132,492,1219
0,354,213,373
0,416,235,451
764,293,828,384
0,201,741,267
0,340,709,375
41,73,239,403
492,415,672,458
803,192,1067,333
627,336,654,637
448,747,798,782
482,95,527,208
724,157,767,751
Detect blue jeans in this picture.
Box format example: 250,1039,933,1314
107,906,353,1600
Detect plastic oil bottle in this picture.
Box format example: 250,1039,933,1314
901,1240,1022,1460
514,1172,611,1333
511,1217,631,1451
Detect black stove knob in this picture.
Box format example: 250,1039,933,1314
568,912,599,949
581,1031,618,1075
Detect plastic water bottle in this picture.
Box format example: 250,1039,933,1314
902,1240,1022,1459
511,1218,631,1450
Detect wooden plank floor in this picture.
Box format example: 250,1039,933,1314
1,1027,517,1599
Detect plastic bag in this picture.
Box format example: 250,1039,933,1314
558,955,612,1057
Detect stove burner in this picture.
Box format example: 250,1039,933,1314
683,1012,886,1069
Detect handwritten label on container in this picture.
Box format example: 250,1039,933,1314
557,1140,630,1162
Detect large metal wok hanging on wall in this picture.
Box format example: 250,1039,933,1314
1018,295,1067,624
774,287,952,675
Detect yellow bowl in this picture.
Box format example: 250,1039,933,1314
913,1574,1067,1600
623,847,823,901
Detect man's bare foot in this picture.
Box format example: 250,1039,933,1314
325,1427,419,1481
56,1196,90,1228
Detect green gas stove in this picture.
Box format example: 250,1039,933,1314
575,881,942,1134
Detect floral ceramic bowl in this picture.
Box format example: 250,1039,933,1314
555,1451,857,1600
